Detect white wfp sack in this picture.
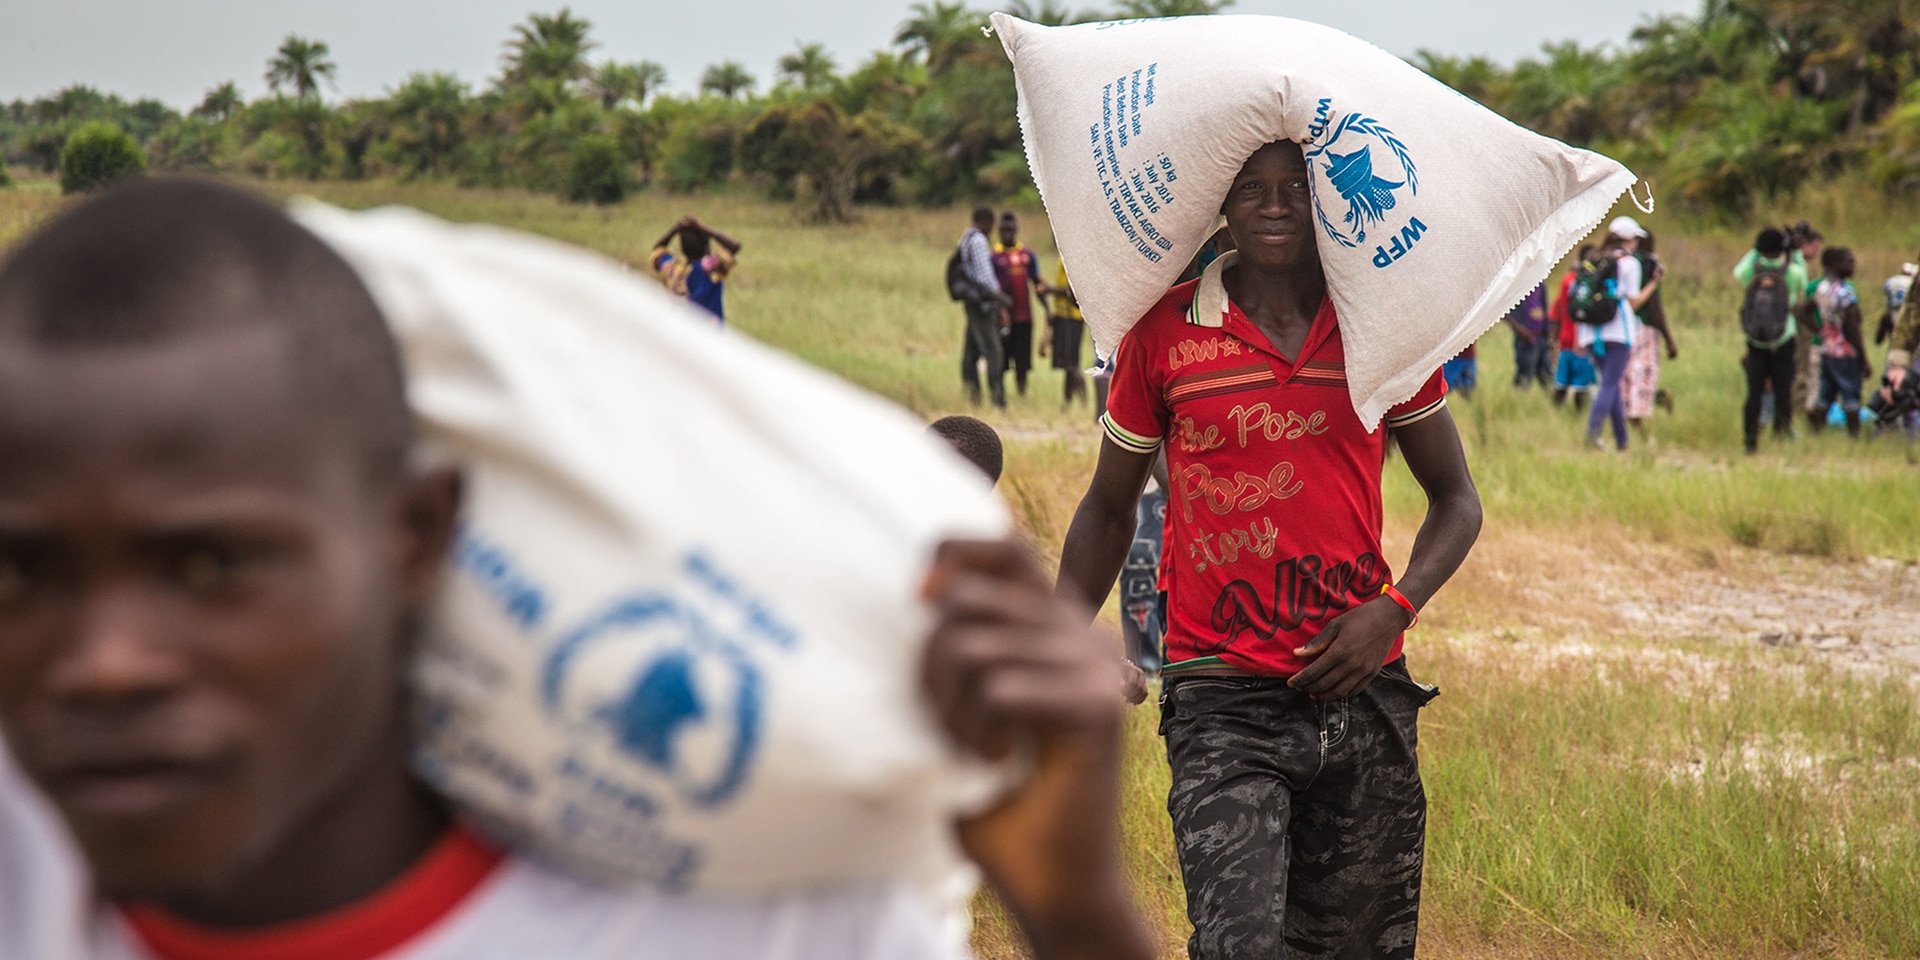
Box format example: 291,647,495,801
293,203,1011,894
994,13,1642,426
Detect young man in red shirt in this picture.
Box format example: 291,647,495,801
1058,141,1482,959
992,211,1049,399
0,179,1152,960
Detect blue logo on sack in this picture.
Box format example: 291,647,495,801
542,593,762,809
1304,101,1425,264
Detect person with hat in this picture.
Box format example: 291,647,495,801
1583,215,1661,452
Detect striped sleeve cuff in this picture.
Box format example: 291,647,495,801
1384,395,1447,429
1100,412,1163,454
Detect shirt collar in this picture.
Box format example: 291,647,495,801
1187,250,1238,329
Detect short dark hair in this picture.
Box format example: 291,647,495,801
999,211,1018,223
972,206,995,227
679,227,710,260
1755,228,1787,257
929,415,1003,484
0,177,411,485
1821,246,1852,271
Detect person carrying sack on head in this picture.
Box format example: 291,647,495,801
1057,140,1482,960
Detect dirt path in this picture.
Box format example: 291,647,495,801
1417,525,1920,671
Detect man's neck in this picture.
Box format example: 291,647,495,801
1222,260,1327,358
154,739,450,929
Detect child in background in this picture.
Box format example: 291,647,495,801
1042,260,1089,408
1552,246,1598,411
650,215,742,324
1810,246,1871,437
929,415,1004,485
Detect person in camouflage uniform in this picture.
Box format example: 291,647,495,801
1057,141,1483,960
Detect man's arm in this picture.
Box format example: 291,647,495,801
922,539,1155,960
963,232,1007,306
652,216,691,251
689,217,743,256
1055,438,1155,615
1844,299,1871,377
1290,406,1480,699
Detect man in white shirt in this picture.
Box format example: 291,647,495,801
0,179,1151,960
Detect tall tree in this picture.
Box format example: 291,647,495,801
193,81,245,121
386,72,470,176
700,61,758,99
502,9,597,86
1005,0,1098,25
633,60,669,105
1111,0,1234,17
587,62,642,109
264,35,337,101
777,42,840,90
893,2,988,77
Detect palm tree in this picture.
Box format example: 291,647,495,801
192,81,245,121
700,61,757,99
587,62,641,109
502,9,597,86
1006,0,1099,24
893,2,987,77
265,35,337,102
777,42,840,91
1111,0,1234,16
633,60,669,105
387,72,470,176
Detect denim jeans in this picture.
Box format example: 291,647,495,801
1160,659,1436,959
1587,341,1630,449
959,301,1006,406
1512,329,1552,388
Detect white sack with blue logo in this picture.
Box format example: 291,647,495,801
293,202,1011,896
993,13,1639,427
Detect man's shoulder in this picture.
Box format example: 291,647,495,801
1123,279,1203,347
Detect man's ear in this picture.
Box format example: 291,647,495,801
394,464,465,610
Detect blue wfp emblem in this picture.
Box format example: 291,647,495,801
1303,100,1429,268
542,592,763,812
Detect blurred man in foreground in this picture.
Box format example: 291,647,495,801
0,178,1150,960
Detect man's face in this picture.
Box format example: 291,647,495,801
998,218,1018,247
1837,252,1857,279
1222,141,1318,273
0,328,439,898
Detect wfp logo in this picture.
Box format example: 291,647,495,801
542,592,762,810
1304,100,1429,269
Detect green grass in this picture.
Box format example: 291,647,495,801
5,176,1918,958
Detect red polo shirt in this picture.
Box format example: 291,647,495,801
1100,256,1447,678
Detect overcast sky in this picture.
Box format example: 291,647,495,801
2,0,1700,109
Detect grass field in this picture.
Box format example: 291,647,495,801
5,169,1919,958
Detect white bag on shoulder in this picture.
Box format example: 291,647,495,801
993,13,1639,426
295,203,1008,894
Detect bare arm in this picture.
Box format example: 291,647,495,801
1844,301,1871,377
922,539,1155,960
1290,406,1480,699
652,216,691,250
1055,438,1156,616
689,217,742,255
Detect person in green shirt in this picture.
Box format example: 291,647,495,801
1733,228,1807,452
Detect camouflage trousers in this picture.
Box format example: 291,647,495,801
1159,658,1437,959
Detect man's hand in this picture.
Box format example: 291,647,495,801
1118,658,1148,705
922,539,1153,960
1288,595,1412,700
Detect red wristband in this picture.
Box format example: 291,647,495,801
1380,583,1419,628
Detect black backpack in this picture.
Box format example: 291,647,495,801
1740,261,1792,344
945,246,971,302
1567,253,1621,327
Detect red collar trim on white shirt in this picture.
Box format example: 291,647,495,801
119,826,505,960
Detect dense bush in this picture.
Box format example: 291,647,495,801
0,164,14,188
564,133,632,204
58,121,145,194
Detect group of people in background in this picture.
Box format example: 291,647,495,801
952,207,1091,410
1459,215,1678,452
1736,220,1920,450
